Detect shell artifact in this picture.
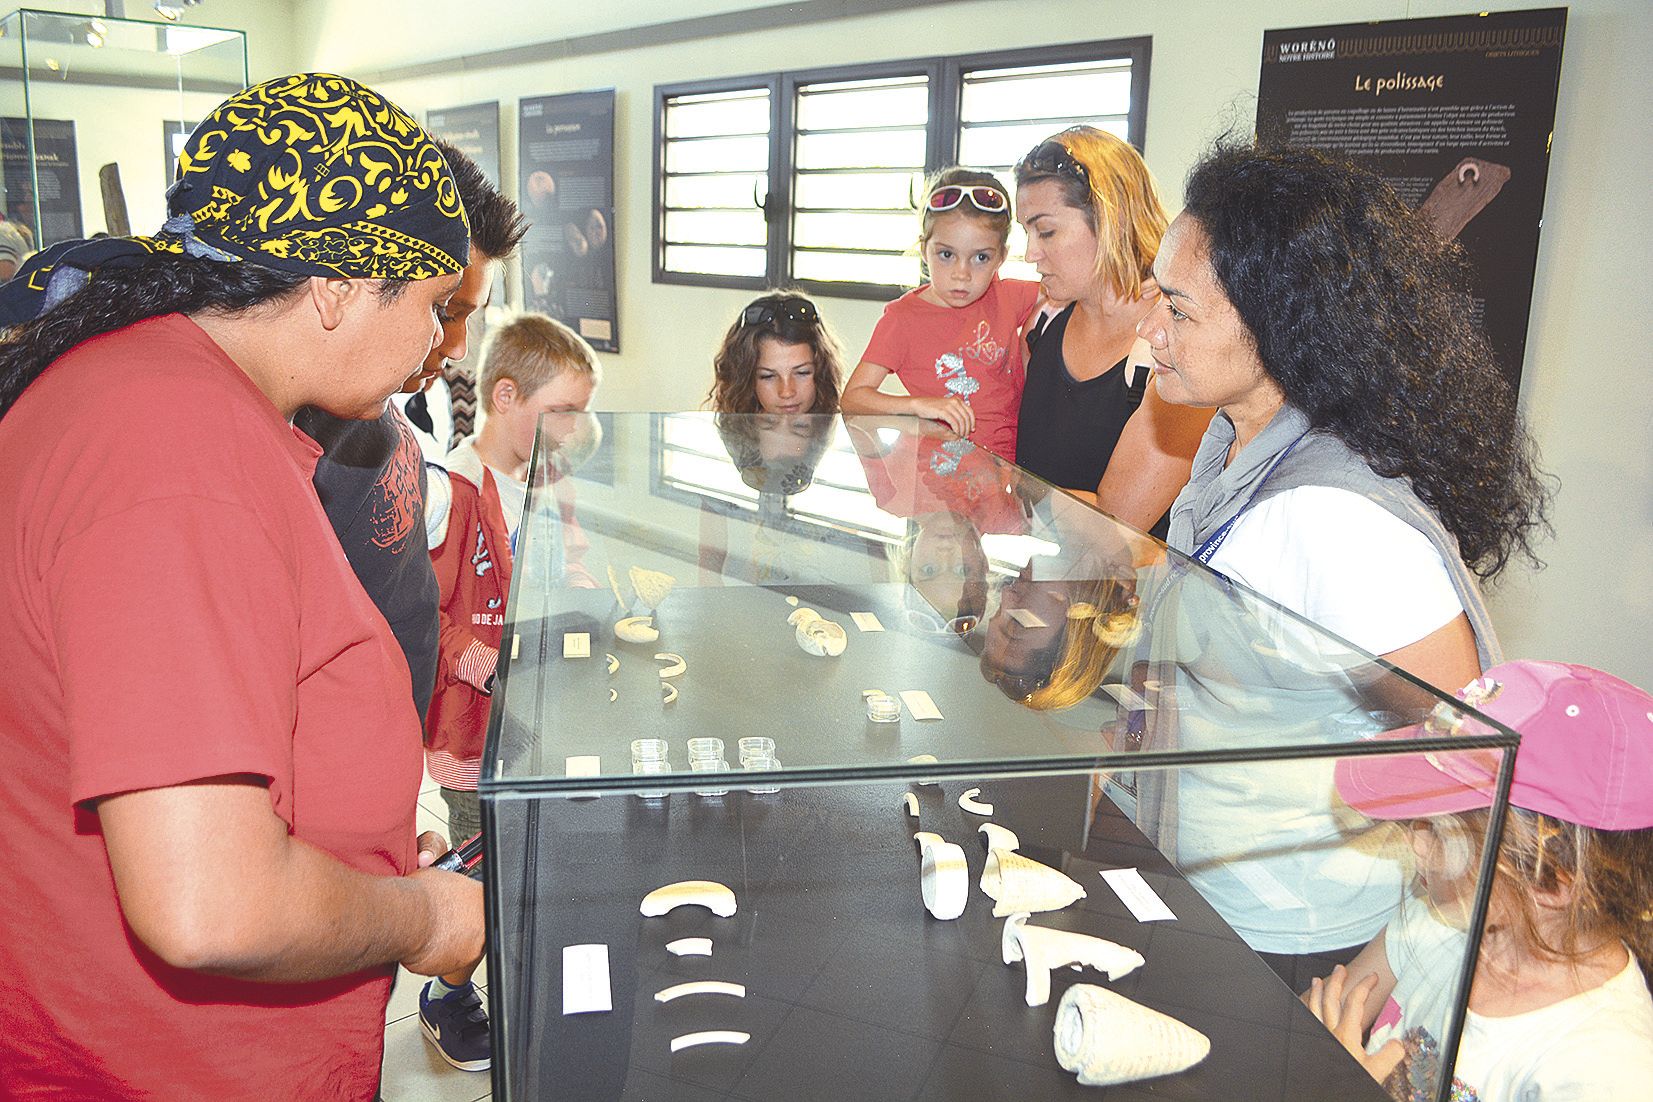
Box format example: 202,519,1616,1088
978,823,1020,854
605,653,620,674
1053,984,1210,1087
640,881,737,918
655,652,687,678
665,937,713,957
629,566,676,611
606,564,629,608
671,1031,750,1053
787,607,820,627
920,839,969,920
1093,611,1144,648
958,788,994,816
912,830,945,855
981,849,1087,918
654,981,745,1003
785,595,800,606
796,617,848,657
1002,913,1145,1007
615,615,659,644
902,792,919,818
661,682,679,705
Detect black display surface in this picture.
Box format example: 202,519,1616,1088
488,589,1385,1100
491,773,1388,1101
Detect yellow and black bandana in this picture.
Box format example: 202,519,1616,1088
168,72,469,279
0,73,468,325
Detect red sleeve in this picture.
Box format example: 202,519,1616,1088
48,496,298,808
860,302,909,370
430,477,496,695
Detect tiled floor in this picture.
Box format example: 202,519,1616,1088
379,770,494,1102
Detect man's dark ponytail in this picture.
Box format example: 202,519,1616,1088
0,256,308,419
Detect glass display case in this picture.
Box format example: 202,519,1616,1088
480,412,1519,1102
0,7,246,252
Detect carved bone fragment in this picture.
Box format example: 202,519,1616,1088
640,881,738,918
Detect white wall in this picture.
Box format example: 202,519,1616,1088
64,0,1653,686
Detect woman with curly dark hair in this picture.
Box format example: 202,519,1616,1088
705,291,843,415
1140,142,1550,691
1130,143,1551,980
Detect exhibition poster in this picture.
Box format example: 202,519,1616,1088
1256,9,1566,390
518,90,619,353
0,117,82,248
426,101,502,186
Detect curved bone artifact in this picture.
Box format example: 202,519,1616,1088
1054,984,1210,1087
629,566,676,610
981,850,1087,917
957,788,994,816
608,688,619,702
615,615,659,644
795,617,848,657
1093,611,1143,648
978,823,1020,854
1002,913,1145,1007
661,683,679,705
920,839,969,920
605,653,620,675
653,981,746,1003
671,1031,750,1053
912,830,945,855
655,652,687,678
640,881,738,918
785,595,800,606
666,937,713,957
902,792,919,818
907,754,941,785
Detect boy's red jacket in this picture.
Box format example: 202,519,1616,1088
425,466,511,762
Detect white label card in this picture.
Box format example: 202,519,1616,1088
511,634,521,660
565,755,601,777
900,690,943,721
1099,867,1178,923
1005,607,1048,629
563,632,591,659
1100,683,1151,711
562,944,613,1015
850,612,885,632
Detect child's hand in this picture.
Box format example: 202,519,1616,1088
910,396,975,438
1304,965,1405,1084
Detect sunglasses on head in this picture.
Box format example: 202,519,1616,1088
925,185,1009,215
741,298,820,328
1019,140,1088,183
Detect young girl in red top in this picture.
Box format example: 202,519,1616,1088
841,167,1041,458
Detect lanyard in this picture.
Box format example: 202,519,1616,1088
1190,432,1308,566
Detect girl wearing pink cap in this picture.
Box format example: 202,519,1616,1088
1308,661,1653,1101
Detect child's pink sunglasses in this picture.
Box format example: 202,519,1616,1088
925,185,1008,214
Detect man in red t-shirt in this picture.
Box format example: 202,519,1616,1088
0,75,482,1100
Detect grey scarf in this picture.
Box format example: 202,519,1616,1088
1166,403,1500,668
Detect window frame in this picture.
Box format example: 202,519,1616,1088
652,36,1152,300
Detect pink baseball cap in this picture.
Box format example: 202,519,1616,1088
1334,661,1653,831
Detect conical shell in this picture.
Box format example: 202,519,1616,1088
1053,984,1210,1087
981,849,1086,918
629,566,676,611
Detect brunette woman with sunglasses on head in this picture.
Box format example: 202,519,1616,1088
840,166,1041,456
706,290,844,416
1014,127,1212,538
